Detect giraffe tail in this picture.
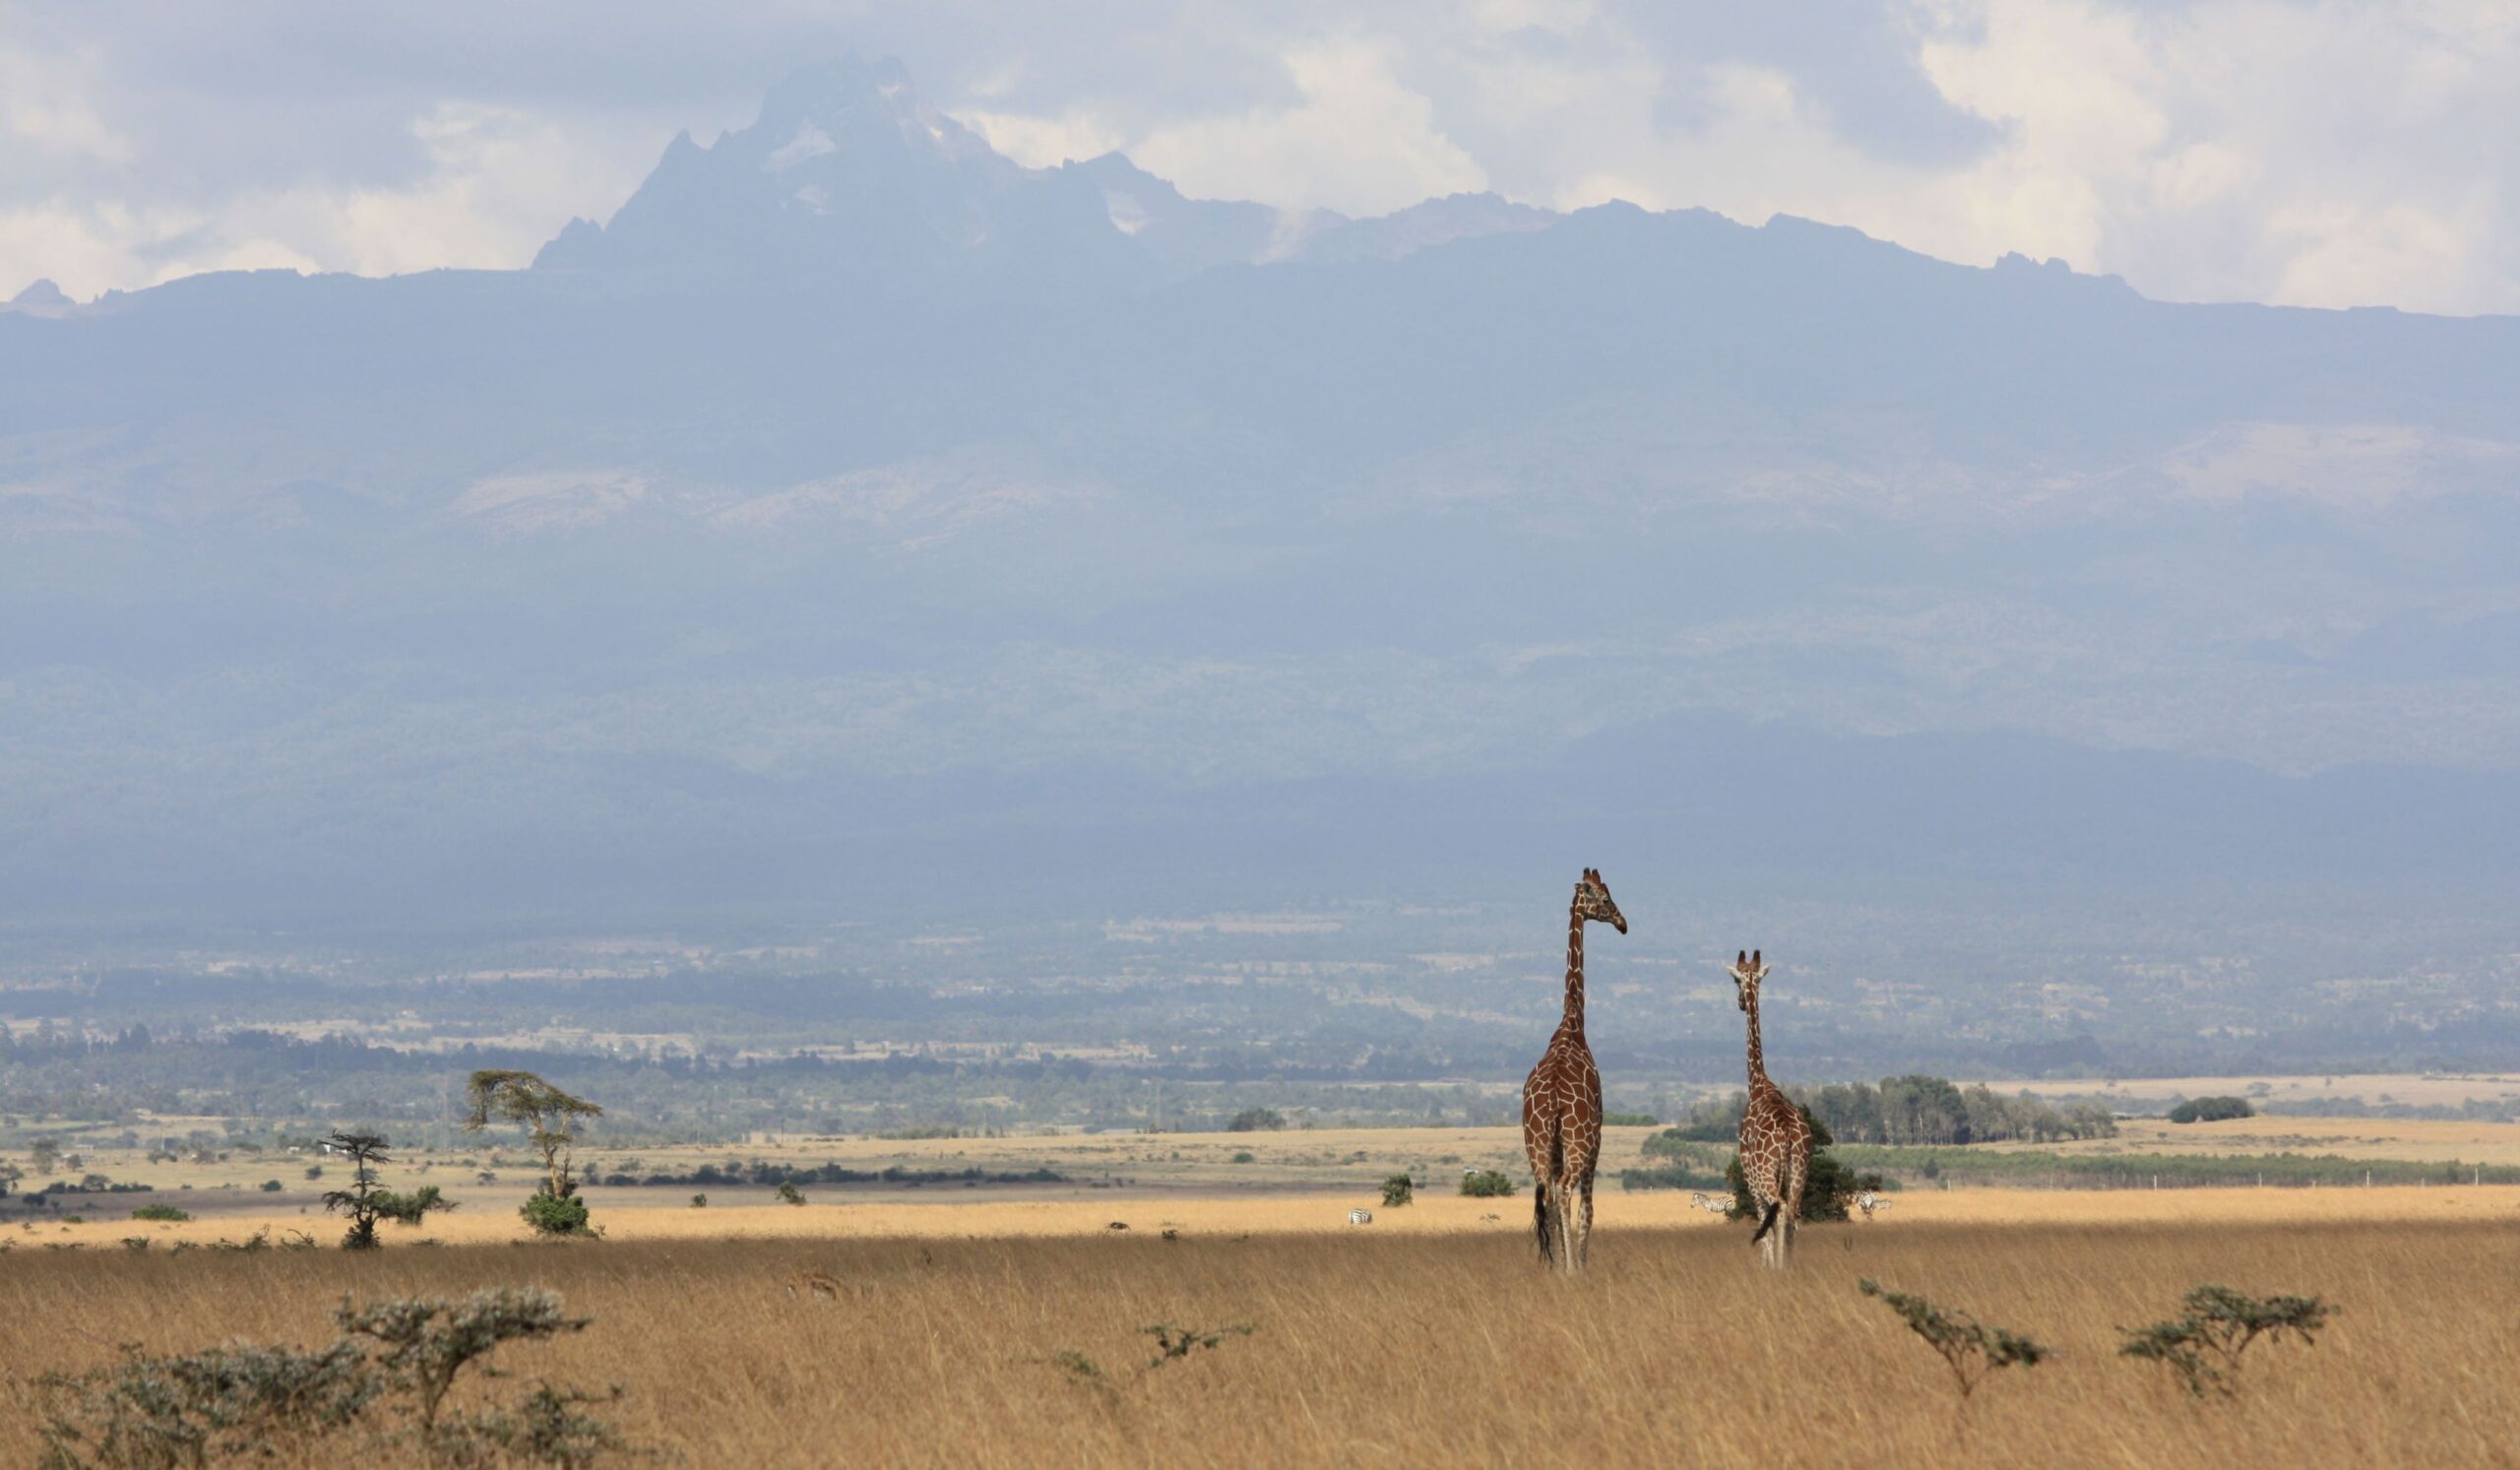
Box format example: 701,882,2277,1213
1533,1182,1553,1263
1749,1198,1783,1244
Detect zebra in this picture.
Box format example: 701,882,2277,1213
1854,1190,1892,1221
1348,1207,1374,1226
1688,1191,1732,1217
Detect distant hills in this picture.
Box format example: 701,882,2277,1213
2,56,2516,959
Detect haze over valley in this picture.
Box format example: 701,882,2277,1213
6,56,2519,1095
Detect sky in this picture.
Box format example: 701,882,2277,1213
3,0,2515,315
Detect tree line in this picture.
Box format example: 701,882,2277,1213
1659,1074,2119,1147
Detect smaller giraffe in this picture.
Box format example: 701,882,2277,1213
1729,949,1813,1271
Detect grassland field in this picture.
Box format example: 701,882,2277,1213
11,1118,2520,1466
6,1201,2515,1467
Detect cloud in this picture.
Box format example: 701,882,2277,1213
0,0,2516,313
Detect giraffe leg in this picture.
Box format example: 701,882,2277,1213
1577,1176,1595,1270
1554,1182,1579,1274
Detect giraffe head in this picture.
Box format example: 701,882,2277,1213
1728,948,1769,1012
1574,867,1626,933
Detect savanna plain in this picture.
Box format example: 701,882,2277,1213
7,1136,2519,1468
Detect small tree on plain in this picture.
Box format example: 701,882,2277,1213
319,1133,395,1250
1859,1279,2047,1400
2119,1285,2333,1396
1380,1174,1415,1207
465,1069,602,1238
463,1069,602,1201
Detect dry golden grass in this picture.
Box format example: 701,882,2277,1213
5,1208,2516,1467
30,1182,2520,1251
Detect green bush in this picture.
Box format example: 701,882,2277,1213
776,1181,805,1206
1227,1108,1287,1132
519,1190,593,1238
2168,1096,2255,1123
1229,1151,1255,1164
258,1180,284,1192
1459,1169,1515,1197
1379,1174,1414,1207
129,1204,191,1222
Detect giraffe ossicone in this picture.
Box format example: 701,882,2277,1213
1521,866,1626,1273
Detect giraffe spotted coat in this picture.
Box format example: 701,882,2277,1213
1522,867,1625,1272
1731,948,1812,1270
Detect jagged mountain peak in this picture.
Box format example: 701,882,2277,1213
531,59,1565,286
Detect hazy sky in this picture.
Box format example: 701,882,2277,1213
4,1,2514,314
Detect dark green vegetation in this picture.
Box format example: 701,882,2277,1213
33,1287,623,1468
2118,1286,2334,1397
2169,1096,2256,1123
1379,1174,1414,1207
1656,1076,2118,1147
1858,1279,2047,1400
1627,1108,1887,1222
1458,1169,1515,1197
320,1132,452,1249
1825,1146,2520,1189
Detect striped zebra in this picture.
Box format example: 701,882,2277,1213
1688,1191,1732,1217
1854,1190,1892,1221
1348,1207,1374,1226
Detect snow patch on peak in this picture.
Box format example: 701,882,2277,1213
765,121,837,171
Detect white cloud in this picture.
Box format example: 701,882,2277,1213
4,2,2519,313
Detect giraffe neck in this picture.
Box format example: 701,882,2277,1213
1743,989,1768,1090
1560,907,1586,1035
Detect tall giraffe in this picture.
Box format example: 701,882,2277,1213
1729,948,1812,1270
1522,867,1626,1272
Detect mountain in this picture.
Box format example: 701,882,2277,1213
0,57,2516,996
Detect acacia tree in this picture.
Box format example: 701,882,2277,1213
319,1131,447,1248
463,1070,602,1201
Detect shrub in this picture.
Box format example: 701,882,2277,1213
373,1185,453,1227
35,1338,381,1467
2119,1285,2334,1396
520,1190,594,1238
2168,1096,2255,1124
37,1286,630,1469
1379,1174,1414,1207
259,1180,284,1192
1858,1279,2047,1400
129,1204,190,1222
1142,1322,1255,1369
1720,1108,1868,1221
776,1182,805,1206
1229,1151,1256,1164
1459,1169,1515,1197
1227,1108,1287,1132
689,1193,708,1208
337,1287,592,1433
